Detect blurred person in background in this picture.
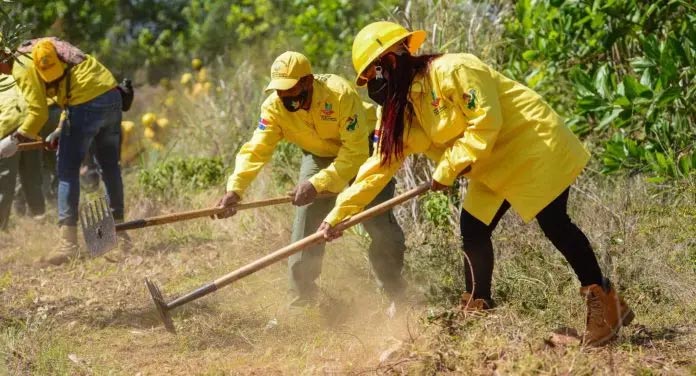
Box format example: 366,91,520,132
0,37,125,265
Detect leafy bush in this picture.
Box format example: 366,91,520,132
503,0,695,179
138,157,227,200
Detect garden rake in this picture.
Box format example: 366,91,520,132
80,192,336,257
145,183,430,333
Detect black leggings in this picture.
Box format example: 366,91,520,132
460,188,603,300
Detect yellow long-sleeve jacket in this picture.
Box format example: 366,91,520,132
226,74,370,196
12,54,117,139
325,53,590,226
0,80,27,138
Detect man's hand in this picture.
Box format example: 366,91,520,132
318,221,343,241
290,180,317,206
0,134,20,159
212,191,241,219
45,127,61,151
431,179,449,191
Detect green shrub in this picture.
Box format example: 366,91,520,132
138,157,227,200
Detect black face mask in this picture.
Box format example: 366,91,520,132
281,89,308,112
367,65,388,106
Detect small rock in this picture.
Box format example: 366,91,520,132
68,353,81,364
265,318,278,330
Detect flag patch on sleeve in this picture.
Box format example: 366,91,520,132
257,118,269,130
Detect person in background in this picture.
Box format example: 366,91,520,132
320,21,633,346
0,37,125,265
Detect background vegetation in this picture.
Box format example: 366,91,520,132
0,0,694,374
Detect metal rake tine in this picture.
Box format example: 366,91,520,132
82,202,93,226
100,196,111,219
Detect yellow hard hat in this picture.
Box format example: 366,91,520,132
265,51,312,92
141,112,157,126
32,39,65,83
180,72,193,85
191,58,203,70
352,21,426,86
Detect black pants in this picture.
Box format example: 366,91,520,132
460,188,603,300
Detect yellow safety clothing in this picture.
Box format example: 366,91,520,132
12,54,117,138
326,54,590,226
0,80,27,138
226,74,370,196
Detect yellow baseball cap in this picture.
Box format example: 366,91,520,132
265,51,312,92
32,39,65,83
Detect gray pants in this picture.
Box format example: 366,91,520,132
288,152,407,299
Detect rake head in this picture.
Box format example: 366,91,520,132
145,278,176,333
80,196,117,257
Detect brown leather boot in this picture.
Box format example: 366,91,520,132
581,280,634,346
459,292,494,313
41,225,81,266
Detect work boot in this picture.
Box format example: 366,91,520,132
41,225,81,266
458,292,495,313
289,283,319,308
581,279,634,346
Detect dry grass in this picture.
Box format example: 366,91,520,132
0,170,694,375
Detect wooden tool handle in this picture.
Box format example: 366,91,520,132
115,192,336,231
213,183,429,289
17,141,45,151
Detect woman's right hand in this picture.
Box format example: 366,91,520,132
318,221,343,241
213,191,240,219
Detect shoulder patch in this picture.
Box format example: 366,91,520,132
346,114,358,132
463,88,478,110
257,117,269,130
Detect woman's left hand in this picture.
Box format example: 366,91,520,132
430,179,449,191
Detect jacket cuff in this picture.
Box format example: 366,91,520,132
432,162,458,186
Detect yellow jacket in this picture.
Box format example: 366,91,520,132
226,74,370,196
0,80,27,138
326,53,590,226
12,54,117,138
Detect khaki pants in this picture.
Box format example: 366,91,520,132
288,152,407,299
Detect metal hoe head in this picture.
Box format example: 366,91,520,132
145,278,176,333
80,196,117,257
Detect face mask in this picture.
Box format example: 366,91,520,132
367,65,387,106
281,88,308,112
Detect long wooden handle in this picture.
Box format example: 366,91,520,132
17,141,45,151
165,183,430,310
115,192,337,231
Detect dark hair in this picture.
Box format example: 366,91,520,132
378,53,441,166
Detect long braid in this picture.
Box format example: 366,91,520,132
378,53,441,166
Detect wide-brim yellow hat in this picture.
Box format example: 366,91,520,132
32,39,65,83
265,51,312,92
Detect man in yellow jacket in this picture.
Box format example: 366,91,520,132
214,51,406,306
0,38,125,264
0,81,61,228
320,21,633,346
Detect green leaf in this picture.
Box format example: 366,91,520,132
594,64,612,99
623,76,652,100
598,108,624,130
522,50,539,61
655,87,683,107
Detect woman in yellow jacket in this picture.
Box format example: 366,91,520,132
320,22,633,346
0,38,124,264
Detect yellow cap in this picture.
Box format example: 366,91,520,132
32,39,65,83
265,51,312,92
352,21,426,86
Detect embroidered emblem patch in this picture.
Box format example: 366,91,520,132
345,115,358,132
462,88,478,110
